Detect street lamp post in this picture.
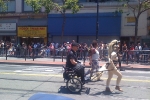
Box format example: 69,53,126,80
96,0,99,41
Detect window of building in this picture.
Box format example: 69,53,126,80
0,0,15,12
23,0,33,12
126,17,135,26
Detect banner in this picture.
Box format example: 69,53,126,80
18,27,47,38
0,23,16,31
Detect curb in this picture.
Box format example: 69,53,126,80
0,62,91,68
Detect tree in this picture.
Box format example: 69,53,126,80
123,0,150,44
0,0,9,12
25,0,82,44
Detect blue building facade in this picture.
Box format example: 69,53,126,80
48,12,121,43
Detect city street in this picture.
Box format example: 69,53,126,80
0,0,150,100
0,64,150,100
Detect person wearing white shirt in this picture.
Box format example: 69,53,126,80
135,43,142,63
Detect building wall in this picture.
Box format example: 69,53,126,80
121,11,147,36
49,2,148,38
18,18,47,26
51,36,119,44
0,0,148,44
48,13,121,36
78,36,119,44
16,0,22,13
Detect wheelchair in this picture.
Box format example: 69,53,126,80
62,65,83,93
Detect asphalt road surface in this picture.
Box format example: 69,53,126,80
0,64,150,100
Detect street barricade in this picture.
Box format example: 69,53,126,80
0,47,150,65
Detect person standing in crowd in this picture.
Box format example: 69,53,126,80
102,43,108,61
128,43,135,62
72,40,76,43
85,40,101,80
49,43,54,56
135,43,142,63
98,41,103,60
82,43,89,61
105,40,123,92
122,42,128,63
118,41,124,71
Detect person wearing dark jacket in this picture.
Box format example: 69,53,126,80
66,43,85,84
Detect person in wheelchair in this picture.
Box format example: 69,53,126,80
66,42,85,84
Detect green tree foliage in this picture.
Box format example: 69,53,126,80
25,0,42,13
25,0,81,14
123,0,150,44
0,0,9,12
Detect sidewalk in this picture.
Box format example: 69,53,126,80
0,57,150,71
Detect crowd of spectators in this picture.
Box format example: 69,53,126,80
121,42,150,63
0,39,150,63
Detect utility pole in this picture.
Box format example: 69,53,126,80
96,0,99,41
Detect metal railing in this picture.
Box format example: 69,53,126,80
120,50,150,64
0,47,150,65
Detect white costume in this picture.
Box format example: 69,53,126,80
105,40,123,92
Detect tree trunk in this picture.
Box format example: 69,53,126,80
134,17,139,45
61,12,66,44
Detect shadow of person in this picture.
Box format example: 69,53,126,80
58,86,81,95
92,90,121,96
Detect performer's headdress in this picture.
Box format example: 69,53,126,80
108,39,120,58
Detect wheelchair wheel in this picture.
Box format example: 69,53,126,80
66,77,82,93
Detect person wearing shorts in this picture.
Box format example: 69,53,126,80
85,40,101,80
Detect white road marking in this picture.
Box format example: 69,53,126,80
122,70,150,74
123,75,150,79
44,70,53,72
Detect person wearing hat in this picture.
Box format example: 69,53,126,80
105,40,123,92
66,42,85,84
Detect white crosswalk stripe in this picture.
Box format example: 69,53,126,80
14,66,64,74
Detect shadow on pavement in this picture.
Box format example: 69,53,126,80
85,79,104,83
58,86,81,95
58,86,90,95
91,90,121,96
